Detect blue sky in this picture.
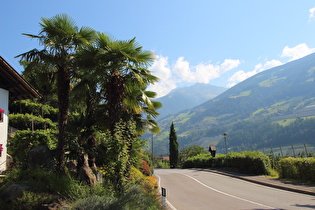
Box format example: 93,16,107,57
1,1,315,97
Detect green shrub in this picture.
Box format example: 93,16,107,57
223,151,271,175
241,151,270,175
8,129,57,165
203,154,226,168
155,160,169,168
2,168,81,199
225,152,246,169
11,191,60,210
71,186,162,210
278,157,315,182
183,151,271,175
183,153,211,168
71,195,117,210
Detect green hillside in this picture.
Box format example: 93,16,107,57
150,53,315,155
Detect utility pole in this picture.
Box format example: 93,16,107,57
152,134,154,166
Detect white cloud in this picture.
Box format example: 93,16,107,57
310,8,315,19
148,56,240,97
228,70,257,87
148,55,177,97
174,57,241,83
228,59,283,87
254,59,283,72
174,57,192,81
149,55,172,81
281,43,315,61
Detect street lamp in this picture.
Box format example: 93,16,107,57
223,133,228,154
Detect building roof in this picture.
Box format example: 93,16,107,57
0,56,41,101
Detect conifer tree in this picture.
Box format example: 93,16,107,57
169,122,179,168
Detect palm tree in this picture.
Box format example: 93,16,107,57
77,32,160,133
76,33,160,193
21,61,57,107
17,14,95,171
68,69,100,169
123,85,162,134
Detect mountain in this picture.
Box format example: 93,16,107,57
152,53,315,155
156,83,226,119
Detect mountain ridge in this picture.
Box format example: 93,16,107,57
155,83,226,119
152,53,315,154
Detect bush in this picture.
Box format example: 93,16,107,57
11,191,60,210
0,168,114,208
2,168,81,199
182,151,271,175
155,160,169,168
128,166,145,184
225,151,271,175
211,154,226,168
8,129,57,165
128,167,158,194
278,157,315,182
140,159,151,176
182,153,211,168
71,195,117,210
71,185,162,210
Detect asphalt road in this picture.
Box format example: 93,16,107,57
154,169,315,210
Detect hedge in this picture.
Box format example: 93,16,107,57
278,157,315,182
183,151,271,175
225,151,271,175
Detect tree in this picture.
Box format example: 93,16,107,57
75,32,161,134
21,61,58,107
182,145,207,159
17,14,95,172
123,85,161,134
169,122,179,168
73,32,161,192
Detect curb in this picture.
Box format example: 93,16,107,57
198,168,315,196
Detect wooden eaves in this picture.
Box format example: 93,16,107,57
0,56,41,101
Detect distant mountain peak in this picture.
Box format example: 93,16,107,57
156,83,227,119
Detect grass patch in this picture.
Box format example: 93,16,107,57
259,76,286,87
229,90,251,98
202,116,217,123
252,108,265,115
271,101,287,107
274,119,296,126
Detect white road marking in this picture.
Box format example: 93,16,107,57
184,174,277,209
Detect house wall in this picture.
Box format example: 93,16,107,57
0,88,9,172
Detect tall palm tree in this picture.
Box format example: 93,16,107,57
76,33,160,193
77,32,160,133
17,14,95,171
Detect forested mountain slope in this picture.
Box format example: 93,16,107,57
152,53,315,154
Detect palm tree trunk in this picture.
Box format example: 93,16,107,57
107,70,125,132
56,66,70,172
85,84,97,169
